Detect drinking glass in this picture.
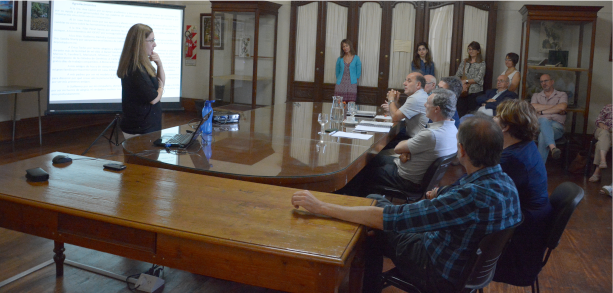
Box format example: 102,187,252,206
318,113,328,134
347,102,357,122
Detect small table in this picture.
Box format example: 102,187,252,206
0,86,44,145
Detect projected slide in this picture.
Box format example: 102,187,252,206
48,1,183,112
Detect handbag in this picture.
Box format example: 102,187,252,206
460,61,469,98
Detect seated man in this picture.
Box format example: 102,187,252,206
424,74,437,95
382,72,429,139
531,74,568,163
292,115,522,292
345,88,458,197
474,74,518,116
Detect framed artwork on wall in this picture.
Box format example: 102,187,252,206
0,1,18,31
22,1,49,41
200,13,224,50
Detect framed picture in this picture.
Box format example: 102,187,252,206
22,1,49,41
538,21,564,53
200,13,224,50
0,1,18,31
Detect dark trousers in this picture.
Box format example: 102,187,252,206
362,194,458,293
457,91,483,117
338,155,421,197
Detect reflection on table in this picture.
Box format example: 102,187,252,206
123,102,398,192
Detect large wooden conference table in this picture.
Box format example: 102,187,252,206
123,102,398,192
0,152,374,292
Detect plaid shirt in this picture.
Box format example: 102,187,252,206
382,165,521,286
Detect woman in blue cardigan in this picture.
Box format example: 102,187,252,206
335,39,361,102
411,42,435,75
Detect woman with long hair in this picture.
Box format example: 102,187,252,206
334,39,361,103
502,52,520,93
491,99,553,286
454,41,486,117
117,23,165,139
411,42,434,75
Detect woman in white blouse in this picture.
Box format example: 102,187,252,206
502,52,520,93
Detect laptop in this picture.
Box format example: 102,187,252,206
154,112,210,148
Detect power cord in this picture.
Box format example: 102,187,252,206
126,264,164,291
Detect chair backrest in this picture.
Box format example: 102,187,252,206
545,182,584,251
420,152,457,197
463,219,523,290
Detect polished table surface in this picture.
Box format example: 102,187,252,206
0,152,373,292
123,102,398,192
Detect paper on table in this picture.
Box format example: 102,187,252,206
375,115,392,120
359,121,394,127
331,131,373,140
355,125,391,133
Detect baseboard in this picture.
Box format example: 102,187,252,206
0,114,118,143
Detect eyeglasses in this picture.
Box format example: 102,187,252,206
146,38,155,43
540,79,551,84
496,79,507,83
426,82,436,85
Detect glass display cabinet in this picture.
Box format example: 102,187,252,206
209,1,281,109
519,5,602,136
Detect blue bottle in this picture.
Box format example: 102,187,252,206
201,100,214,135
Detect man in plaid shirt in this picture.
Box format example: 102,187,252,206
292,115,521,292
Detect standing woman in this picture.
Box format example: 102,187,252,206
411,42,435,75
335,39,361,103
117,23,165,139
502,52,521,93
454,41,486,117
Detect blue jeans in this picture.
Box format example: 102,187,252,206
537,117,565,163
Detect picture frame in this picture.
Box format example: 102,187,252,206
538,21,564,53
0,1,18,31
22,1,49,42
200,13,224,50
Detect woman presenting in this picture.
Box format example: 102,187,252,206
335,39,361,103
454,41,485,117
116,23,165,139
411,42,435,75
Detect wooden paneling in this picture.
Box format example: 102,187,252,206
287,1,498,103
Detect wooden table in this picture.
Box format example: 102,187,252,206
0,152,373,292
0,86,44,145
123,102,398,192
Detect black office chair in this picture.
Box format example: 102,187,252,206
369,153,457,203
381,219,522,293
495,182,584,293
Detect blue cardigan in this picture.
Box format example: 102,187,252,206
336,55,361,85
411,60,435,75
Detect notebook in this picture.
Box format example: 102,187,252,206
154,112,210,148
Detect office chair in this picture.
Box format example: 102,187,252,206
381,219,522,293
495,182,584,293
369,153,457,203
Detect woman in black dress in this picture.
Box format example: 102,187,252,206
116,23,165,138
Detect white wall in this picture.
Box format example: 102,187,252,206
493,1,612,133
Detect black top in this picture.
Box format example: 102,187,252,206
120,67,162,135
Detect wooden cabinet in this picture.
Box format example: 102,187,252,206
519,5,603,135
209,1,281,109
287,1,498,105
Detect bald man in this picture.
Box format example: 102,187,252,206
424,75,437,95
531,74,568,163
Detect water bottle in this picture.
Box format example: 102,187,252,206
201,100,215,135
330,96,344,123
